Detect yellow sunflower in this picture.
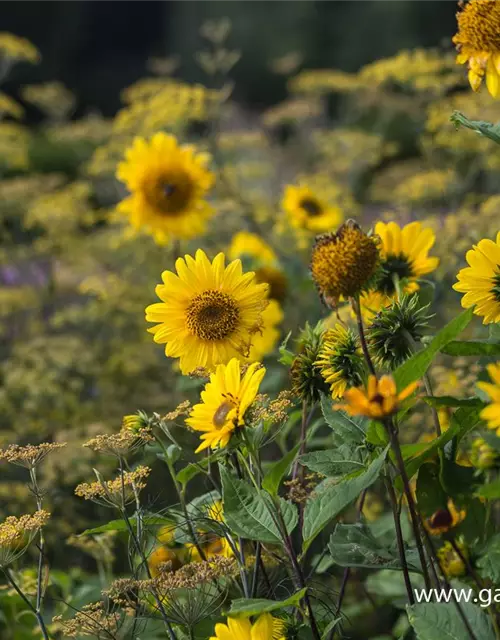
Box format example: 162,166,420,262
187,501,235,561
228,231,277,265
116,133,215,244
374,221,439,295
186,358,265,452
453,232,500,324
424,499,466,536
210,614,285,640
315,324,364,399
437,539,467,579
478,362,500,433
453,0,500,97
282,184,343,232
248,300,284,362
145,250,269,374
358,289,393,323
337,375,418,420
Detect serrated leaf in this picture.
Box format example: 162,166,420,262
407,601,495,640
477,534,500,583
262,443,301,496
441,340,500,356
221,467,297,544
300,445,365,476
451,110,500,146
329,523,421,571
302,447,388,551
320,393,366,445
228,588,307,617
394,309,473,390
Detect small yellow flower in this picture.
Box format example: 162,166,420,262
337,375,418,419
437,539,467,579
374,221,439,295
0,92,24,119
282,183,343,232
146,250,268,374
247,299,283,363
453,232,500,324
116,133,215,244
478,362,500,433
228,232,277,265
315,324,364,399
186,358,265,452
471,437,497,469
310,220,380,306
453,0,500,97
210,614,285,640
425,499,466,536
148,545,182,578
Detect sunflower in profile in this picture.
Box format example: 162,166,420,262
282,183,343,233
145,250,268,374
310,220,380,307
210,614,285,640
478,362,500,433
116,133,215,244
453,232,500,324
186,358,265,452
315,324,364,399
337,375,418,419
248,299,284,362
453,0,500,97
374,221,439,296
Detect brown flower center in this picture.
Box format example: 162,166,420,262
186,290,240,341
455,0,500,52
299,197,323,217
212,397,237,427
429,508,453,530
145,170,194,216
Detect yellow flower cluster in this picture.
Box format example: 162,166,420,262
0,32,39,63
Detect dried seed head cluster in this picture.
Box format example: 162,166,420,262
74,466,151,507
52,602,122,638
83,428,153,457
0,442,67,469
248,390,294,425
285,474,322,504
0,511,50,567
163,399,192,422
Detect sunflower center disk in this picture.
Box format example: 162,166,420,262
186,290,240,341
458,3,500,52
146,171,194,216
212,398,237,428
379,254,413,294
299,197,323,217
429,509,453,530
491,270,500,302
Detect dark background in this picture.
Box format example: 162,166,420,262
1,1,458,115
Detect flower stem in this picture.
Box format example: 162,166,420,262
352,295,376,376
3,569,50,640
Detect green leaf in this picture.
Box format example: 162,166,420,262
79,515,172,536
278,331,294,365
300,445,365,476
394,309,473,389
302,447,388,551
228,588,307,617
366,420,390,446
489,323,500,341
221,467,297,544
422,396,484,409
477,478,500,499
477,534,500,583
328,523,421,572
415,463,447,519
441,340,500,356
407,601,495,640
320,393,366,445
451,110,500,146
262,443,301,496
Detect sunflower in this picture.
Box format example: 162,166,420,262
453,232,500,324
228,231,277,265
424,499,466,536
116,133,215,244
310,220,380,306
187,501,235,561
146,250,268,374
453,0,500,97
186,358,265,452
210,614,286,640
374,221,439,295
247,299,283,363
478,362,500,433
315,324,364,399
337,375,418,419
282,184,343,232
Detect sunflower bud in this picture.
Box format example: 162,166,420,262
366,294,432,368
315,324,365,399
470,437,497,470
290,322,329,403
310,220,380,307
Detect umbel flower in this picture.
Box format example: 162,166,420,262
290,322,330,403
282,183,343,232
310,220,380,307
453,232,500,324
186,358,265,452
453,0,500,97
374,221,439,295
315,324,365,399
425,499,466,536
0,511,50,567
145,250,269,374
367,294,432,368
478,362,500,433
337,375,418,419
116,133,215,244
210,613,286,640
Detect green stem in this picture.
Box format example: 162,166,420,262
3,569,50,640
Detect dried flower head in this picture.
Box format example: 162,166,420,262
75,466,151,508
163,400,192,422
310,220,380,307
0,442,66,469
52,602,122,638
0,511,50,567
83,428,153,457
